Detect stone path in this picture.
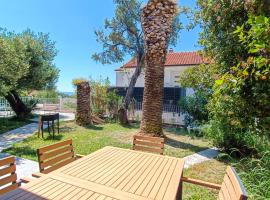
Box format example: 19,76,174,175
183,147,220,168
0,123,40,152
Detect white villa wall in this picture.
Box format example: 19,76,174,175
116,65,195,95
116,65,196,87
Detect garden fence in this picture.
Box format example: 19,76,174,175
0,97,184,125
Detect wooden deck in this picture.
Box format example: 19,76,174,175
1,146,184,200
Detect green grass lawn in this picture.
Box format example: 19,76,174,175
0,117,30,134
3,121,211,161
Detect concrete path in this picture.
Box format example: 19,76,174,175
0,153,39,181
183,147,220,168
0,123,40,152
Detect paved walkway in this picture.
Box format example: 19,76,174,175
183,147,220,168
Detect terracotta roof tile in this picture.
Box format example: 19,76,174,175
118,51,207,70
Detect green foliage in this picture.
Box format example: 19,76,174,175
72,78,88,86
0,29,59,96
196,1,270,156
179,63,218,127
0,35,29,95
179,92,208,126
92,0,183,64
90,77,110,116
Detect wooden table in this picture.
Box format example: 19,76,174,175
1,147,184,200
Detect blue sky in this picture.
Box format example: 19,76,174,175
0,0,201,92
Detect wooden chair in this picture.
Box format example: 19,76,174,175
181,166,248,200
0,156,19,195
133,135,165,155
37,139,84,174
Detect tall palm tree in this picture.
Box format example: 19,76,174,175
140,0,178,136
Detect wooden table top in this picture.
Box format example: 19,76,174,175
1,146,184,200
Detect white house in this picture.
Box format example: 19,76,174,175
115,50,207,101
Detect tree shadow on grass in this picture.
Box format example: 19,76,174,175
165,137,207,152
82,124,104,131
3,146,37,160
43,134,64,141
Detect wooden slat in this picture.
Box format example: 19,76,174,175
40,145,73,160
163,159,185,200
220,181,232,200
64,148,118,176
148,159,175,199
133,145,163,154
42,157,76,174
105,154,148,187
95,151,140,184
133,140,164,148
223,174,238,200
133,156,162,195
0,174,17,187
38,139,72,154
226,167,248,200
0,165,16,176
182,177,222,190
155,159,178,199
72,149,124,179
40,151,75,169
0,157,15,167
141,158,169,197
87,150,134,182
116,154,155,190
134,135,164,143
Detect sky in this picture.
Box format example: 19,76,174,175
0,0,201,92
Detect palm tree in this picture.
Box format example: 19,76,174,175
140,0,178,136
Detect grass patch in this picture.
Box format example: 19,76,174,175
183,159,227,200
0,117,30,134
4,121,211,161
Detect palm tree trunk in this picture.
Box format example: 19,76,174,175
139,0,177,136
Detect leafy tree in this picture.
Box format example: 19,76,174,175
179,63,218,126
0,29,59,118
92,0,183,124
196,0,270,153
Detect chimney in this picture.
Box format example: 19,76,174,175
169,48,174,53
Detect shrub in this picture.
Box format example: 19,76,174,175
179,92,208,127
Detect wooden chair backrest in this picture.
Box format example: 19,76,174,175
133,135,165,155
218,167,248,200
0,156,19,195
37,139,76,174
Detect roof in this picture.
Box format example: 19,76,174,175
115,51,207,71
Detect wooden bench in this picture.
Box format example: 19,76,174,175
0,157,19,195
37,140,84,174
181,166,248,200
133,135,165,155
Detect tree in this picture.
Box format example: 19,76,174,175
178,63,218,125
0,29,59,118
139,0,178,136
92,0,182,124
196,0,270,153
